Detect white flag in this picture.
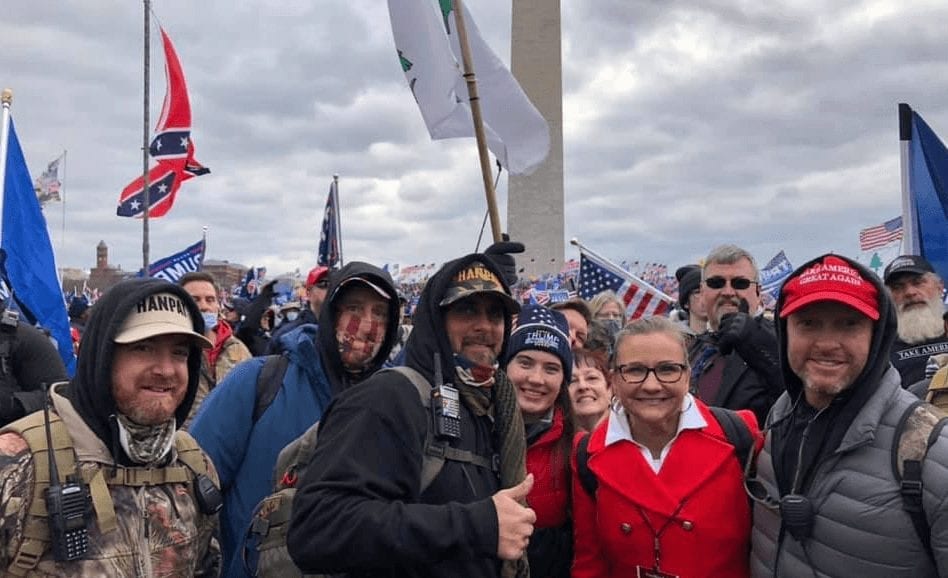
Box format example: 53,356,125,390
388,0,550,175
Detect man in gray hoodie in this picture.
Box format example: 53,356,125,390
749,253,948,577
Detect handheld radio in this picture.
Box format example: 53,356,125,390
431,352,461,439
42,384,93,562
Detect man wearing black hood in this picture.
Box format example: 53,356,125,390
287,254,535,578
0,303,69,427
749,254,948,577
0,278,221,576
189,261,400,578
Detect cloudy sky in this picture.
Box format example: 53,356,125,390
2,0,946,279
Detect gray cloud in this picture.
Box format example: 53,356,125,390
1,0,945,281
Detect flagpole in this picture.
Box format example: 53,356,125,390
475,162,504,253
452,0,502,244
60,150,67,274
201,225,208,269
569,237,675,303
0,88,12,237
333,174,344,266
141,0,152,276
898,103,918,254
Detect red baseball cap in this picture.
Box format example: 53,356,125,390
780,255,880,320
306,266,330,287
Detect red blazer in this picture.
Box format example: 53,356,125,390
571,400,759,578
526,408,570,529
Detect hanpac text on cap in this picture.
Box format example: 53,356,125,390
137,294,188,317
455,265,500,285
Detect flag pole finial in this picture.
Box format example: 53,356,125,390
1,89,11,106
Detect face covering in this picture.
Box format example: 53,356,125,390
601,318,621,339
285,311,299,322
202,311,219,331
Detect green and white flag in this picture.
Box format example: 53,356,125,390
388,0,550,175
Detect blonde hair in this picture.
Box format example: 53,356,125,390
612,316,690,369
589,290,626,325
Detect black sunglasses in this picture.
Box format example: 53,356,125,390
705,276,756,290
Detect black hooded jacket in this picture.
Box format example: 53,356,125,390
288,254,515,578
403,253,514,385
770,255,898,496
63,278,206,466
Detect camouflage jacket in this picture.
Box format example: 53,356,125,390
0,386,221,577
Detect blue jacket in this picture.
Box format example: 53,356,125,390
190,324,332,578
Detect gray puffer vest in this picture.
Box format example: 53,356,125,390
750,368,948,577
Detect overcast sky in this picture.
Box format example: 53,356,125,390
2,0,946,278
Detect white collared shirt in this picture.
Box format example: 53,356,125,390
604,393,707,473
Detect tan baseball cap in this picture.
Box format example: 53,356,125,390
114,292,213,348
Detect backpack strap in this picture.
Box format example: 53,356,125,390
379,366,499,493
575,433,597,497
892,400,948,559
253,354,290,423
174,430,217,484
271,421,321,490
381,367,443,493
708,406,754,469
2,411,77,576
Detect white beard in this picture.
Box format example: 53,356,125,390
896,297,946,344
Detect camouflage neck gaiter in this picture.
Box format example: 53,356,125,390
115,414,176,465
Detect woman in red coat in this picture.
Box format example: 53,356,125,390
572,316,760,578
506,304,575,578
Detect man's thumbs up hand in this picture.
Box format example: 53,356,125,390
492,474,536,560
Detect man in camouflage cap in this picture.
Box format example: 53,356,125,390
288,254,534,578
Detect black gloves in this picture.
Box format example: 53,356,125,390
717,308,780,382
484,236,525,287
0,395,25,425
716,299,751,355
717,311,752,355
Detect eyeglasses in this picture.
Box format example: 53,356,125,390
614,362,687,384
705,276,757,290
743,475,780,512
741,432,779,511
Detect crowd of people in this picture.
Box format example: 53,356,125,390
0,240,947,577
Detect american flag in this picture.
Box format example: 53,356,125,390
34,155,63,205
859,216,903,251
535,291,551,305
578,251,672,320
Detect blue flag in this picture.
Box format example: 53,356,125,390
317,180,341,268
148,239,205,283
902,105,948,282
1,120,75,375
759,250,794,302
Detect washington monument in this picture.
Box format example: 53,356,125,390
508,0,564,278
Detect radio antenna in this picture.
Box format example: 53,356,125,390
42,383,61,489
